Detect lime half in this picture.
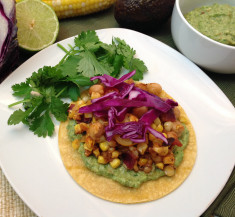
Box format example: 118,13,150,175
16,0,59,51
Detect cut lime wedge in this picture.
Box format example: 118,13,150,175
16,0,59,51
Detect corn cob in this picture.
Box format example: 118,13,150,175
15,0,115,19
39,0,116,19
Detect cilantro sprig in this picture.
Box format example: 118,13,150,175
8,30,148,137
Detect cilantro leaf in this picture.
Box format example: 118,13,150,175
50,96,68,121
58,55,80,78
8,109,28,125
114,37,136,62
66,75,93,86
111,55,123,77
68,86,80,101
76,50,111,77
126,58,147,81
29,110,54,137
11,81,31,97
74,30,100,48
30,66,64,88
114,37,147,80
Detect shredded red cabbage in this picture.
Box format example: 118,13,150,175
91,70,136,87
79,71,178,144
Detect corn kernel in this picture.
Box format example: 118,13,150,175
93,148,100,158
68,111,74,119
98,156,108,164
151,123,157,130
153,146,169,156
80,136,86,142
156,124,163,132
74,124,82,134
149,133,156,141
99,142,109,151
156,162,164,170
91,92,101,99
97,135,106,143
84,136,94,151
164,165,175,176
164,121,173,132
153,138,163,146
77,100,84,106
163,154,175,165
138,158,148,166
84,113,92,118
110,158,121,168
112,150,120,158
129,114,138,122
72,139,80,150
154,117,161,126
74,123,89,134
179,116,188,124
163,133,167,138
137,143,148,155
109,147,115,152
81,90,90,102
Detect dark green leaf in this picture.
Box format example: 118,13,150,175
68,85,80,101
11,82,31,97
74,30,100,48
50,96,69,121
111,55,123,77
66,75,93,86
8,109,27,125
77,50,111,77
127,58,147,81
58,55,80,78
114,37,136,63
26,97,48,120
29,110,54,137
30,66,64,87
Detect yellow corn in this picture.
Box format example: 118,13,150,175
74,123,89,134
111,150,119,158
137,143,148,155
110,158,121,168
84,112,92,118
156,124,163,132
179,115,188,124
21,0,116,19
98,155,107,164
84,136,94,151
154,117,161,126
151,123,157,130
156,162,164,170
129,114,138,122
93,148,100,157
72,139,80,149
99,141,109,151
138,158,148,166
163,133,167,138
91,92,101,99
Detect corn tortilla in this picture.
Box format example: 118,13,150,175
58,91,197,203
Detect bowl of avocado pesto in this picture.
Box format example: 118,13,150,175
171,0,235,74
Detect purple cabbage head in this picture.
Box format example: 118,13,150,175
0,0,18,75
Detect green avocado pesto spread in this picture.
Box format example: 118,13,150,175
185,4,235,46
67,120,189,188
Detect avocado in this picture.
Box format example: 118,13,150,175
114,0,175,31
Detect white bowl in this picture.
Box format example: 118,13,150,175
171,0,235,74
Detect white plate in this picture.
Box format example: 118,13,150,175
0,28,234,217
